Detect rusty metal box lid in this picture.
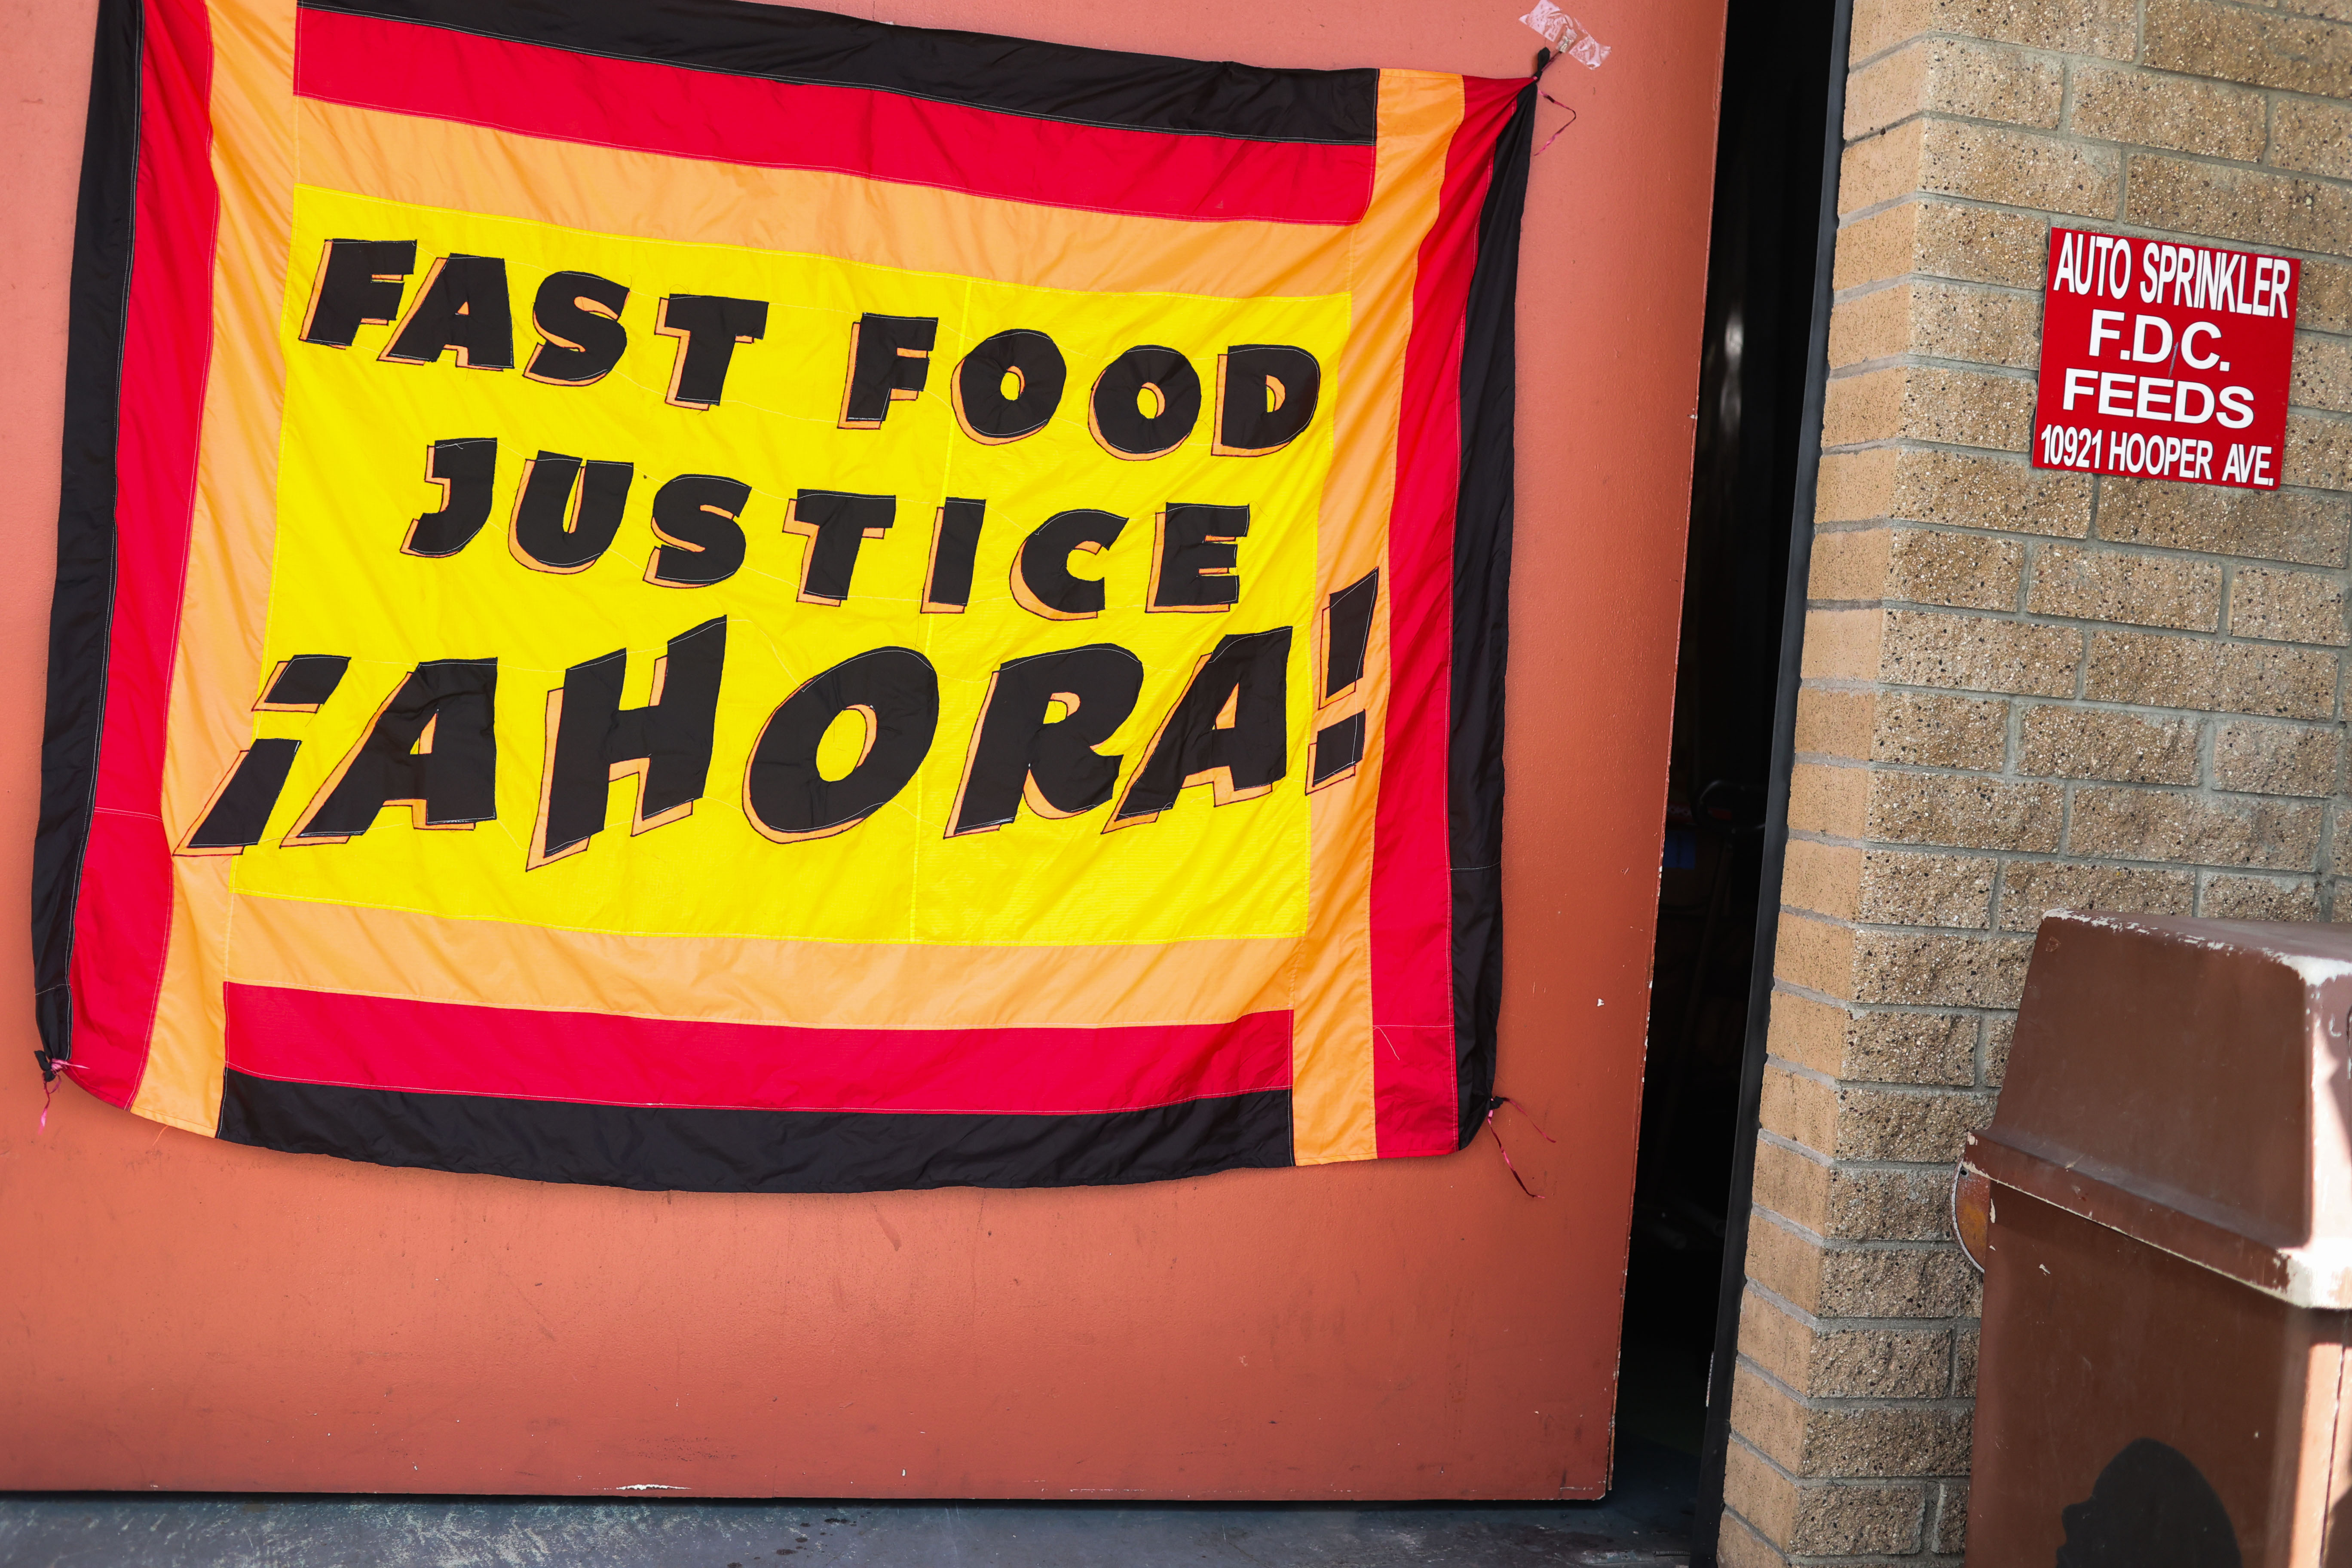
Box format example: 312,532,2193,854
1965,913,2352,1309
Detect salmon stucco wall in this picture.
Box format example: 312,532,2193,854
0,0,1726,1498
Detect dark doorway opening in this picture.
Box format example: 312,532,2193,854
1610,0,1842,1543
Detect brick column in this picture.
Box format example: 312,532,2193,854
1721,1,2352,1561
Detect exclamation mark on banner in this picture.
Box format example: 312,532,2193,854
177,655,351,854
1309,570,1378,790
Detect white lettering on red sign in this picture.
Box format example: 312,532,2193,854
2033,230,2299,491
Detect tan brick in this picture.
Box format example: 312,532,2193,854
1811,527,2022,609
2282,0,2352,24
1778,910,1860,999
1868,771,2064,851
2070,786,2324,869
1985,1015,2013,1085
1876,691,2011,769
1747,1219,1982,1321
1732,1364,1976,1478
2125,155,2352,256
1798,687,2010,769
2287,414,2352,492
2145,0,2352,95
1810,527,1893,601
2213,719,2344,796
1718,1510,1783,1568
1907,280,2043,371
1933,1480,1972,1553
2272,99,2352,181
2096,480,2350,569
1850,0,2135,63
1828,286,1912,370
2020,704,2201,784
1859,849,1996,928
1754,1157,1964,1252
1819,447,1903,522
2070,63,2267,161
1954,1323,1981,1397
1823,364,2034,450
1880,609,2082,695
2202,873,2322,921
1789,762,1870,838
1834,200,2051,292
2232,567,2350,646
2028,545,2223,631
1724,1441,1804,1550
1854,930,2037,1006
1801,607,1888,681
2293,334,2352,417
1846,37,2063,138
1834,1084,1996,1161
1998,861,2196,931
1825,1164,1965,1240
1755,1136,1835,1235
1767,992,1978,1084
1785,838,1864,921
1846,118,2120,221
2085,628,2339,718
1822,446,2093,538
1764,1063,1839,1155
1890,528,2024,610
2305,259,2352,338
1726,1442,1932,1556
1796,687,1871,761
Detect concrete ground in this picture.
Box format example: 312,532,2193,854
0,1436,1696,1567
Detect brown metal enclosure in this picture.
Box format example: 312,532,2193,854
1966,913,2352,1563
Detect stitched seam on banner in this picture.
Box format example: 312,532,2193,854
292,94,1365,229
295,2,1375,148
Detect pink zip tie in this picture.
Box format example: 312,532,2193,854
37,1061,68,1135
1534,52,1579,156
1485,1094,1559,1197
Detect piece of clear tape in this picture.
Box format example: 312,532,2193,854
1518,0,1611,67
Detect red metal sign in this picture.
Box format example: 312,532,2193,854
2033,228,2299,490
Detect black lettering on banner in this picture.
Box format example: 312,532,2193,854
947,644,1145,837
645,474,750,588
744,647,940,843
380,255,515,370
509,451,634,575
1308,712,1366,790
951,328,1066,444
1110,628,1292,826
923,498,986,614
839,313,938,429
299,239,415,348
1320,569,1379,699
289,658,499,842
181,740,305,854
530,618,728,868
1148,503,1250,611
1088,345,1203,459
404,438,499,558
1011,508,1125,621
524,271,631,386
256,654,351,714
1308,568,1378,790
657,294,769,410
1212,344,1322,457
785,489,895,605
